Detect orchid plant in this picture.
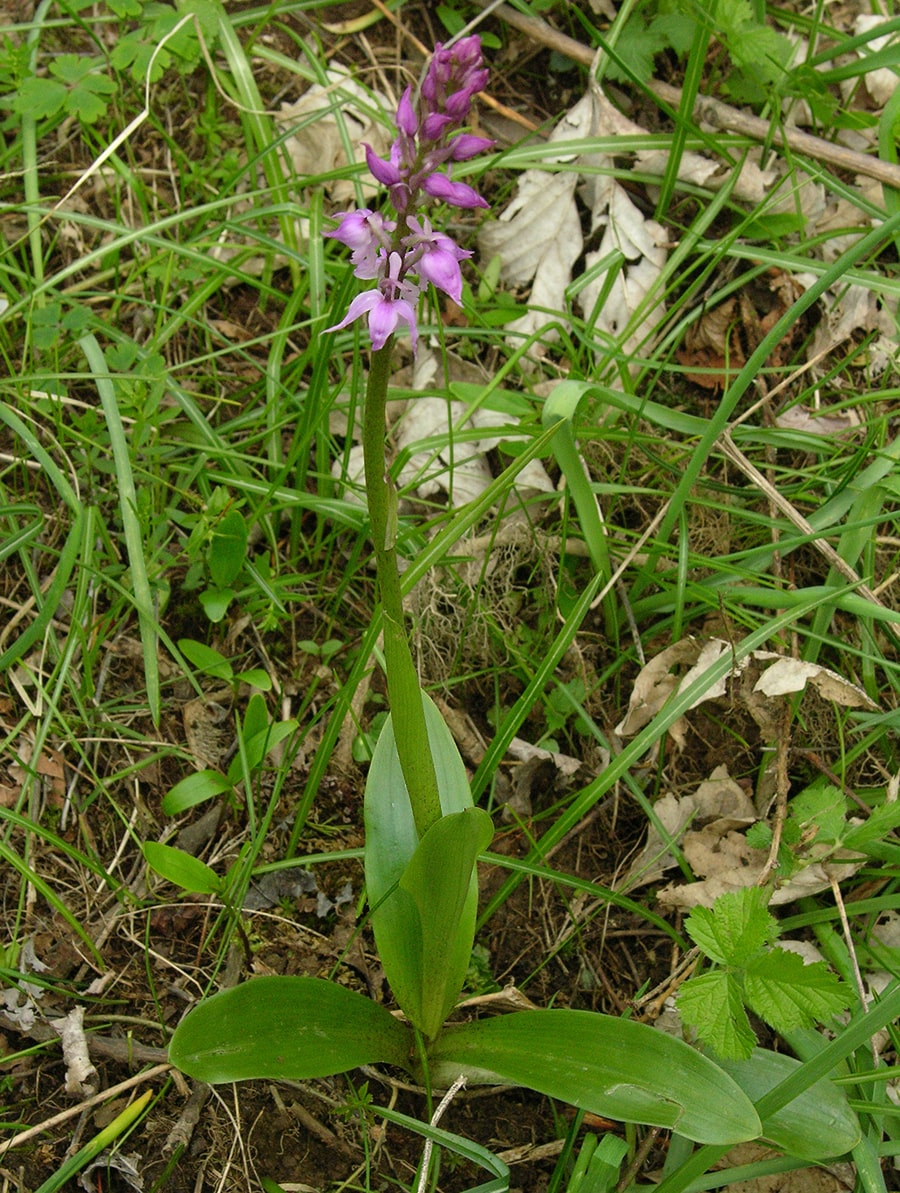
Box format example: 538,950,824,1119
166,36,860,1185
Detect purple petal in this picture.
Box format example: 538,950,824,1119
449,133,494,161
423,173,489,209
368,296,419,352
324,209,375,248
417,249,464,304
324,289,381,335
396,86,418,137
421,112,454,141
364,143,402,187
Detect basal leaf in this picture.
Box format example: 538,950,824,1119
716,1048,860,1159
168,976,411,1083
364,693,487,1036
678,971,757,1060
744,950,850,1036
371,809,492,1038
364,692,473,903
395,807,493,1037
427,1010,761,1145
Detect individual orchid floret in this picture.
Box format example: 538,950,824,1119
403,216,472,305
324,209,395,279
449,133,494,161
326,251,420,352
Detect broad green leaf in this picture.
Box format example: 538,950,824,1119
373,808,493,1038
199,587,234,622
789,784,847,844
14,76,67,120
208,508,247,588
685,888,776,966
242,692,269,744
365,692,473,903
162,769,232,816
843,798,900,849
717,1048,860,1159
233,668,272,691
144,841,221,894
427,1010,761,1145
677,971,757,1060
168,976,411,1083
226,719,298,783
744,951,849,1036
178,638,234,680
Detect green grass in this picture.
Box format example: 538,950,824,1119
1,0,900,1189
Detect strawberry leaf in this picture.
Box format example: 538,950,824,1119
678,971,757,1059
744,949,850,1036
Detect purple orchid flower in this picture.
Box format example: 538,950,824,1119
326,36,493,352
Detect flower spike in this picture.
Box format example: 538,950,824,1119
325,37,493,352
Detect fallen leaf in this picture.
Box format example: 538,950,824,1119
479,92,591,343
854,14,900,106
50,1005,98,1096
624,765,756,888
615,637,746,739
277,64,393,205
393,392,554,509
775,404,861,435
753,658,877,708
183,688,233,770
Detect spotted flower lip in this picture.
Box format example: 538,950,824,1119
325,36,492,352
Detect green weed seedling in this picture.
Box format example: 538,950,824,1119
163,38,868,1187
176,487,262,624
678,887,851,1062
147,642,293,961
158,640,292,818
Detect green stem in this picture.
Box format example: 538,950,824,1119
363,338,442,837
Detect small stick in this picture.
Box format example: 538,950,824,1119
717,431,884,608
0,1063,170,1156
415,1075,467,1193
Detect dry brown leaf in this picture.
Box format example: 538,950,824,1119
753,658,877,708
183,688,233,770
276,65,392,205
624,765,756,888
657,831,760,909
775,404,861,436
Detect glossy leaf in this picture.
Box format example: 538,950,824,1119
143,841,221,894
373,808,493,1038
168,976,411,1083
427,1010,761,1145
365,692,474,901
161,769,232,816
716,1048,860,1160
364,693,489,1036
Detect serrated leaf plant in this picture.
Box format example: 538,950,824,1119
166,35,859,1175
678,887,851,1059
